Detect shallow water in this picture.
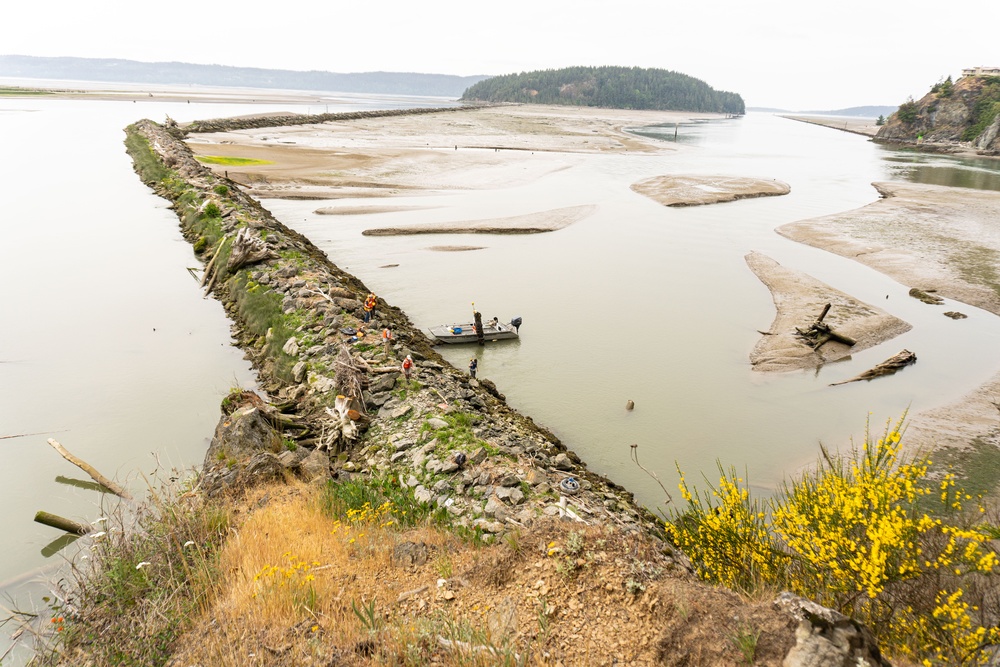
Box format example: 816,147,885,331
0,90,453,663
268,112,1000,512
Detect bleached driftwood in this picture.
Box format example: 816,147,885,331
227,227,278,272
47,438,133,501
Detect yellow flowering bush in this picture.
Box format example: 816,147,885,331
666,463,787,593
668,416,1000,664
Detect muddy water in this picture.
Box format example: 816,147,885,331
267,112,1000,513
0,90,452,663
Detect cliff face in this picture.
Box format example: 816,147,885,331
875,75,1000,154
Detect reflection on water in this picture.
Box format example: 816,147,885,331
878,148,1000,191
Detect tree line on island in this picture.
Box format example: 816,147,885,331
461,66,745,114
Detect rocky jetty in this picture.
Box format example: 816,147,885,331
128,117,661,540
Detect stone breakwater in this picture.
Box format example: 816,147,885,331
180,105,481,135
127,117,666,542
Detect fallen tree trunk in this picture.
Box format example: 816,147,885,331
830,349,917,386
47,438,133,501
34,511,93,536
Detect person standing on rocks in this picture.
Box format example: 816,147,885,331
363,293,377,324
381,326,393,356
469,358,478,378
402,355,414,381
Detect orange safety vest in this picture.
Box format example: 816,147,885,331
381,328,391,341
364,295,376,312
402,358,413,370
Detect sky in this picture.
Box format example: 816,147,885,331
4,0,999,110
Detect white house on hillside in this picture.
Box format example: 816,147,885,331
961,66,1000,77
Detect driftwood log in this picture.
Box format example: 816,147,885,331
795,303,857,349
227,227,278,272
47,438,133,501
34,511,93,536
830,349,917,386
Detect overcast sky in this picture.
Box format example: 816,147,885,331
5,0,998,110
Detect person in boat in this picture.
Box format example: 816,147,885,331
363,293,377,323
402,355,414,380
469,358,478,378
489,316,500,330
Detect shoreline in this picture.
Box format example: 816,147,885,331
186,102,1000,487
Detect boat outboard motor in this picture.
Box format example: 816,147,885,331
510,316,522,333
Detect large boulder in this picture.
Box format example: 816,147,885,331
204,406,283,467
775,592,891,667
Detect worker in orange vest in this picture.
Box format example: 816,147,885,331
401,355,414,381
381,326,393,355
363,293,377,323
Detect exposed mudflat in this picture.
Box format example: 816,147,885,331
314,204,438,215
362,204,597,236
746,252,912,372
779,182,1000,318
185,105,727,199
631,174,790,207
776,181,1000,465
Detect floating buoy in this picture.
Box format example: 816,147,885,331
626,400,634,411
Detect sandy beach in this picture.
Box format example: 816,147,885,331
186,104,1000,484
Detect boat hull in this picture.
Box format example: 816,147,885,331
428,322,519,344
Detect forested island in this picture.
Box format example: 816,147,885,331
461,65,745,114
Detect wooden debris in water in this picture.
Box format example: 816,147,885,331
830,349,917,386
794,303,857,349
908,287,944,305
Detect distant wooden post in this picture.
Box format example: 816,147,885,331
674,124,678,140
473,311,485,346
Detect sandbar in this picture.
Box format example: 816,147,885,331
632,175,790,207
186,105,727,198
362,205,596,236
315,205,437,215
778,181,1000,464
746,252,911,372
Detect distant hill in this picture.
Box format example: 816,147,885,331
0,55,489,98
876,74,1000,153
801,105,898,117
461,66,744,115
748,105,897,116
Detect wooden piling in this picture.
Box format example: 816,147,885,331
473,311,485,346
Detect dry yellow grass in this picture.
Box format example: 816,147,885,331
159,480,804,666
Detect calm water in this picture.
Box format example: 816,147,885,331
266,112,1000,512
0,89,453,663
2,96,999,661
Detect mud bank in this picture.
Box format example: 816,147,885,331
778,181,1000,466
746,252,911,372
